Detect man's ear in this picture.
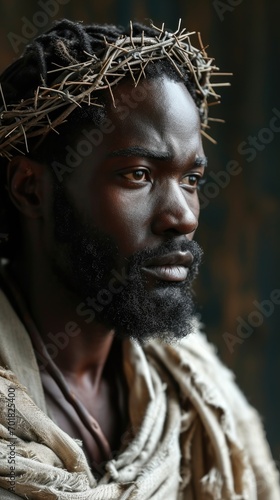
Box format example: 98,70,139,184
7,156,45,218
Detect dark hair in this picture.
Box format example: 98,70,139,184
0,19,199,259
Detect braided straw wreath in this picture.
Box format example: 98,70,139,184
0,20,230,159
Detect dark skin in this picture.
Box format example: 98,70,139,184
7,77,206,462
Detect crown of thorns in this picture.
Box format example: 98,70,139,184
0,20,230,160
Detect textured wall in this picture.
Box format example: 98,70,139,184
0,0,279,460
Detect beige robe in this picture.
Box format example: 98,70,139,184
0,288,279,499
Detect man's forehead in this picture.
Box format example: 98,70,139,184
104,77,203,150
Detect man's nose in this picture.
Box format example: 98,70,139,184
151,181,199,236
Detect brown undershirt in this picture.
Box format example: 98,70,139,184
40,347,129,477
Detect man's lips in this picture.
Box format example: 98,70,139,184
141,251,194,282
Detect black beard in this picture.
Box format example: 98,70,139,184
52,184,203,343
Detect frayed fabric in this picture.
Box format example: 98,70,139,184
0,288,279,499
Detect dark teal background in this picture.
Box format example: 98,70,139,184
0,0,279,461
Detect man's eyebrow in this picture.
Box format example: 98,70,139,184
107,146,172,161
107,146,208,167
195,156,208,168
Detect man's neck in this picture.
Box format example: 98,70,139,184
9,254,116,391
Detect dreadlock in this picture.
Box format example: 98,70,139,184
0,18,225,258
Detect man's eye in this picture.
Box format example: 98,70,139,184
123,169,149,182
182,174,202,188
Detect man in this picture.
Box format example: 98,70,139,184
0,18,279,499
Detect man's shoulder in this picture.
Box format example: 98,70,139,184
145,323,280,499
145,320,255,420
146,319,233,382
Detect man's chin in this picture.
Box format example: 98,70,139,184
96,289,196,345
114,313,196,345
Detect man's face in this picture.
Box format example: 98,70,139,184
50,77,206,342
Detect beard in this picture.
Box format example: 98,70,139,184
51,183,203,344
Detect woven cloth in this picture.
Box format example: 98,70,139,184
0,288,279,499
